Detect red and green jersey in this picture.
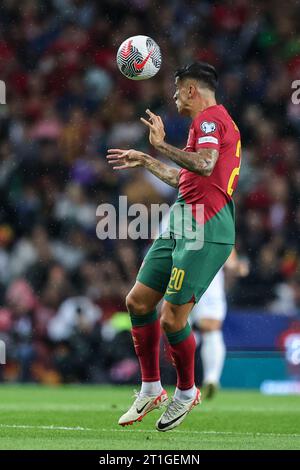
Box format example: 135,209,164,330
172,104,241,244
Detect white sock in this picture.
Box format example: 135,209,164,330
174,385,197,401
201,330,226,385
140,381,163,397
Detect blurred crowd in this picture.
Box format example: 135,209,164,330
0,0,300,383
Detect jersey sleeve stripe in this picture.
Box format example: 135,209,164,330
198,136,219,145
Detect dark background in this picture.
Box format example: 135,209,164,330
0,0,299,385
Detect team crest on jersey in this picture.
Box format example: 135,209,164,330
201,121,216,134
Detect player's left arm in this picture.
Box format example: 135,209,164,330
156,143,218,177
141,109,219,176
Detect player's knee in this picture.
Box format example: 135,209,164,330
199,319,222,332
126,292,148,315
160,315,175,333
160,306,186,333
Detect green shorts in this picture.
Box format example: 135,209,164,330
137,235,233,305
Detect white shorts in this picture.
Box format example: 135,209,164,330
190,268,227,324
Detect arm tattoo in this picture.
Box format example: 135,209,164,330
143,154,179,188
156,141,219,176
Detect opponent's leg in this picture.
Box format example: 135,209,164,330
200,318,225,399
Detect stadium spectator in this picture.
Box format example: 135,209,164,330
0,0,300,382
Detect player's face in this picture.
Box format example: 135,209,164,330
173,78,190,116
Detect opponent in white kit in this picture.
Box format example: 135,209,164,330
190,249,249,398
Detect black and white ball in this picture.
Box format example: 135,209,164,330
117,35,162,80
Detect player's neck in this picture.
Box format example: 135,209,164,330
190,97,217,119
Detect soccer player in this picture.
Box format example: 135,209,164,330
107,62,241,432
190,249,249,399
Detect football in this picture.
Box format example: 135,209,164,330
116,35,162,80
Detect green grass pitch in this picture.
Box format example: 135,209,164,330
0,385,299,450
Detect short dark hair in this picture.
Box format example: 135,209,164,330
175,62,218,91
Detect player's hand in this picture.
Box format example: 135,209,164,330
140,109,165,148
238,259,250,277
106,148,146,170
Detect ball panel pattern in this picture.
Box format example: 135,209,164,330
146,37,162,70
117,35,161,80
117,41,144,79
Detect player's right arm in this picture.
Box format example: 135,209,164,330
106,148,179,188
141,109,219,176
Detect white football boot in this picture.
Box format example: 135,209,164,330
156,388,201,432
118,389,168,426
